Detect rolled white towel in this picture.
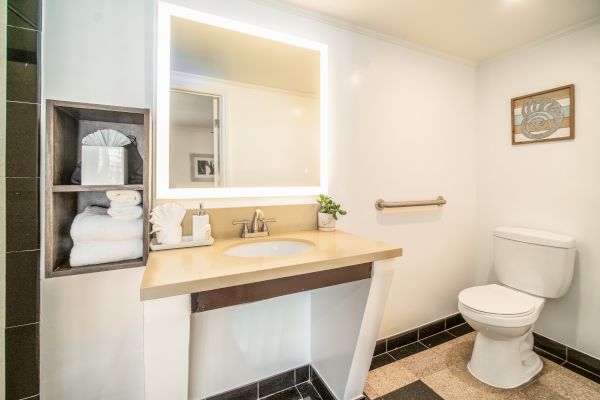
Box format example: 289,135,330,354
106,190,141,205
71,206,142,244
70,239,143,267
108,205,143,220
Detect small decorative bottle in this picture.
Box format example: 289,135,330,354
192,203,210,241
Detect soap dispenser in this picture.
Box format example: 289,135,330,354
192,203,210,241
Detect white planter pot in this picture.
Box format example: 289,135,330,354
318,212,336,231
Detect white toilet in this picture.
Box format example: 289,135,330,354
458,227,576,389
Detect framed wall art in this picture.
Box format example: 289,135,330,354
190,153,215,183
511,84,574,145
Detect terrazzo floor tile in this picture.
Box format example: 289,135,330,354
366,360,419,397
363,382,379,400
420,365,508,400
512,379,569,400
429,332,475,367
366,331,600,399
397,348,448,379
537,364,600,400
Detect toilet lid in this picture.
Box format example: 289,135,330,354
459,284,539,317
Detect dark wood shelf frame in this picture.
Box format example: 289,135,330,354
51,259,145,278
45,99,151,278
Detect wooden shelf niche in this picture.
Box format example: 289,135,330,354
45,100,151,278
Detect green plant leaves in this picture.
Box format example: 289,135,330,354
317,194,347,221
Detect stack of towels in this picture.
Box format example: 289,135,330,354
70,190,143,267
107,190,143,220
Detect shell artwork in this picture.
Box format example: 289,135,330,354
149,203,186,233
82,129,131,147
520,97,564,140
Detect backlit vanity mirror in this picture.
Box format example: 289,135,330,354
156,3,328,199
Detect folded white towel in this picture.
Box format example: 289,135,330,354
108,205,143,220
70,239,143,267
106,190,141,205
110,199,141,208
71,206,142,244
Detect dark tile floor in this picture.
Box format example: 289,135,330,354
262,381,322,400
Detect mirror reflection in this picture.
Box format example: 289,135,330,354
168,17,321,189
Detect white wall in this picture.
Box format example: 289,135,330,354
328,30,478,339
41,0,478,398
41,269,145,400
476,23,600,359
41,0,152,399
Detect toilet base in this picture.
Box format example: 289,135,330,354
467,330,543,389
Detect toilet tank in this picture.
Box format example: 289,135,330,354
493,227,576,298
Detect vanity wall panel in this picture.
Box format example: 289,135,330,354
181,203,320,239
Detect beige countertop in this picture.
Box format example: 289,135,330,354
140,230,402,301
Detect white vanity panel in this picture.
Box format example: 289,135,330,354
143,294,191,400
311,260,395,400
188,292,311,398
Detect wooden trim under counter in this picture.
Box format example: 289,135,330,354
191,262,373,312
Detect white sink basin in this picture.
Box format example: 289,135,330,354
225,240,314,258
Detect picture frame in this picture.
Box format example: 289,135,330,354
190,153,215,182
511,84,574,145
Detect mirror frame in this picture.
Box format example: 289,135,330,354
156,2,328,199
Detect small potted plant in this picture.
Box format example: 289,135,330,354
317,194,347,231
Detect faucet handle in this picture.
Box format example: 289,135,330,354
259,218,277,232
232,220,250,236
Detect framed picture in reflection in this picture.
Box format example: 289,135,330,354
190,153,215,182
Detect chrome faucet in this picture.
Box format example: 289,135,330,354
232,209,277,238
251,209,264,233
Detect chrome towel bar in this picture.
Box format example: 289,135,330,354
375,196,446,210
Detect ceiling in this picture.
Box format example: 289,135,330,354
171,16,320,94
276,0,600,62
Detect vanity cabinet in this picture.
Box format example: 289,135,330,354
140,229,402,400
45,100,151,277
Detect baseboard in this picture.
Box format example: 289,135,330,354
203,364,340,400
533,332,600,384
370,313,474,371
373,313,469,357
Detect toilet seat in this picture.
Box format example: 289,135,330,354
459,284,540,317
458,284,544,327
